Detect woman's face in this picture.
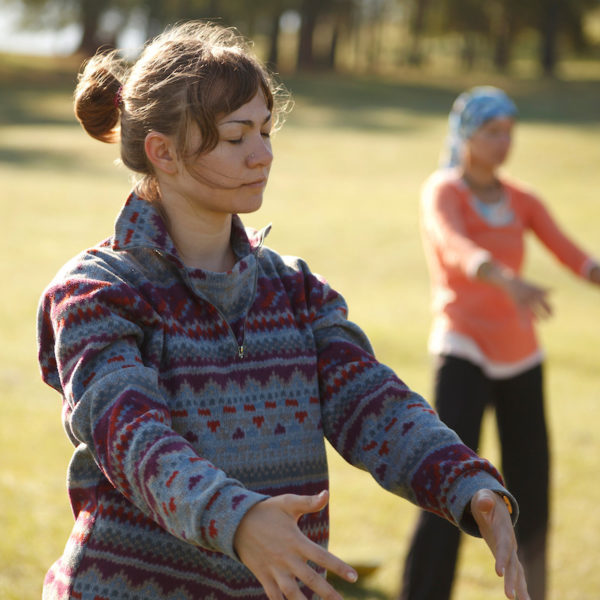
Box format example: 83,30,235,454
465,116,514,171
169,91,274,218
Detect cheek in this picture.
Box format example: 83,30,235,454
193,153,236,179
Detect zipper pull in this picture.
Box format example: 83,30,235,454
238,345,245,359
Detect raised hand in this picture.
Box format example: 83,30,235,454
234,490,358,600
471,489,530,600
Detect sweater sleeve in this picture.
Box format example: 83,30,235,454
37,261,267,560
422,175,492,278
523,192,595,277
302,266,517,535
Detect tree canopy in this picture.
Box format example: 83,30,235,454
8,0,600,75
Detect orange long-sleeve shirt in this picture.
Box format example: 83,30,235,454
421,169,593,371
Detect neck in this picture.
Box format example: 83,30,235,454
461,165,498,190
157,190,236,272
171,217,236,272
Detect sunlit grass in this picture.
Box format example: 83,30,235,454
1,58,599,599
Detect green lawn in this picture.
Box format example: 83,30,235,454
1,55,599,599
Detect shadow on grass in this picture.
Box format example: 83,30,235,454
2,55,599,138
283,73,600,131
329,572,390,600
0,144,87,170
0,90,76,127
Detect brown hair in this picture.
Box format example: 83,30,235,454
74,21,289,198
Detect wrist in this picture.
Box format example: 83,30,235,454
477,261,515,289
589,264,600,285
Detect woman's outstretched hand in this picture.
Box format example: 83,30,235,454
502,276,553,320
477,261,552,320
234,490,358,600
471,489,530,600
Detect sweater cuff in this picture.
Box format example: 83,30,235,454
446,471,519,537
198,484,269,560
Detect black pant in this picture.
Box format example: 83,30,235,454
399,355,549,600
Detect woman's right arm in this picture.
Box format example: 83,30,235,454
37,267,268,560
422,177,492,277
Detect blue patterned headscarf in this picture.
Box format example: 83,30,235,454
440,86,517,169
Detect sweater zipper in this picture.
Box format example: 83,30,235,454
211,305,247,359
157,249,257,360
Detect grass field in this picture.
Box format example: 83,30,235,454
1,53,599,599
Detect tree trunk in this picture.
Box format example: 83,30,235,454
77,0,106,56
461,34,476,70
267,3,283,69
408,0,429,66
493,14,514,72
327,20,340,70
297,0,320,70
326,2,353,70
539,0,560,76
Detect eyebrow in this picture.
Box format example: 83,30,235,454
220,113,272,127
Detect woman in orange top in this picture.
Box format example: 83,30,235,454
399,86,600,600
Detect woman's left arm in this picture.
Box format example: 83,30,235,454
298,260,514,526
526,194,600,283
471,490,530,600
301,266,529,598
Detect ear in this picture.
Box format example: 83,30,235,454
144,131,178,175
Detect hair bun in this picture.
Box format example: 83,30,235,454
74,51,126,143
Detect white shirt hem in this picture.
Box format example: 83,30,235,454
428,329,543,380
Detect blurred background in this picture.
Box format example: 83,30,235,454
1,0,600,75
1,1,599,599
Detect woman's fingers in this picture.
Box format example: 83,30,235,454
234,491,357,599
503,546,528,600
507,278,553,320
281,557,344,600
302,534,359,584
470,489,530,600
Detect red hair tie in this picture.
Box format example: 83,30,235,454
114,85,123,109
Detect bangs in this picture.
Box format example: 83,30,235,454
180,53,273,160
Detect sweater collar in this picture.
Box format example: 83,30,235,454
112,191,271,262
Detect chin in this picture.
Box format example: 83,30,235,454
237,196,264,214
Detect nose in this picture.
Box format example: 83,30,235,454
247,136,273,169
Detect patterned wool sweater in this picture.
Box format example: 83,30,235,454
37,192,514,600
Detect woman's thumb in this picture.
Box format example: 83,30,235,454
289,490,329,519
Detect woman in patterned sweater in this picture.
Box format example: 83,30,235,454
400,87,600,600
38,24,528,600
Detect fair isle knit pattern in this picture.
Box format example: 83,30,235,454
37,192,513,600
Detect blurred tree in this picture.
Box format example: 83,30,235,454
405,0,432,65
533,0,598,75
436,0,598,75
11,0,137,54
296,0,357,70
440,0,489,69
489,0,524,72
536,0,561,75
6,0,600,73
297,0,320,68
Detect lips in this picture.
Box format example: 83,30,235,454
244,178,267,187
